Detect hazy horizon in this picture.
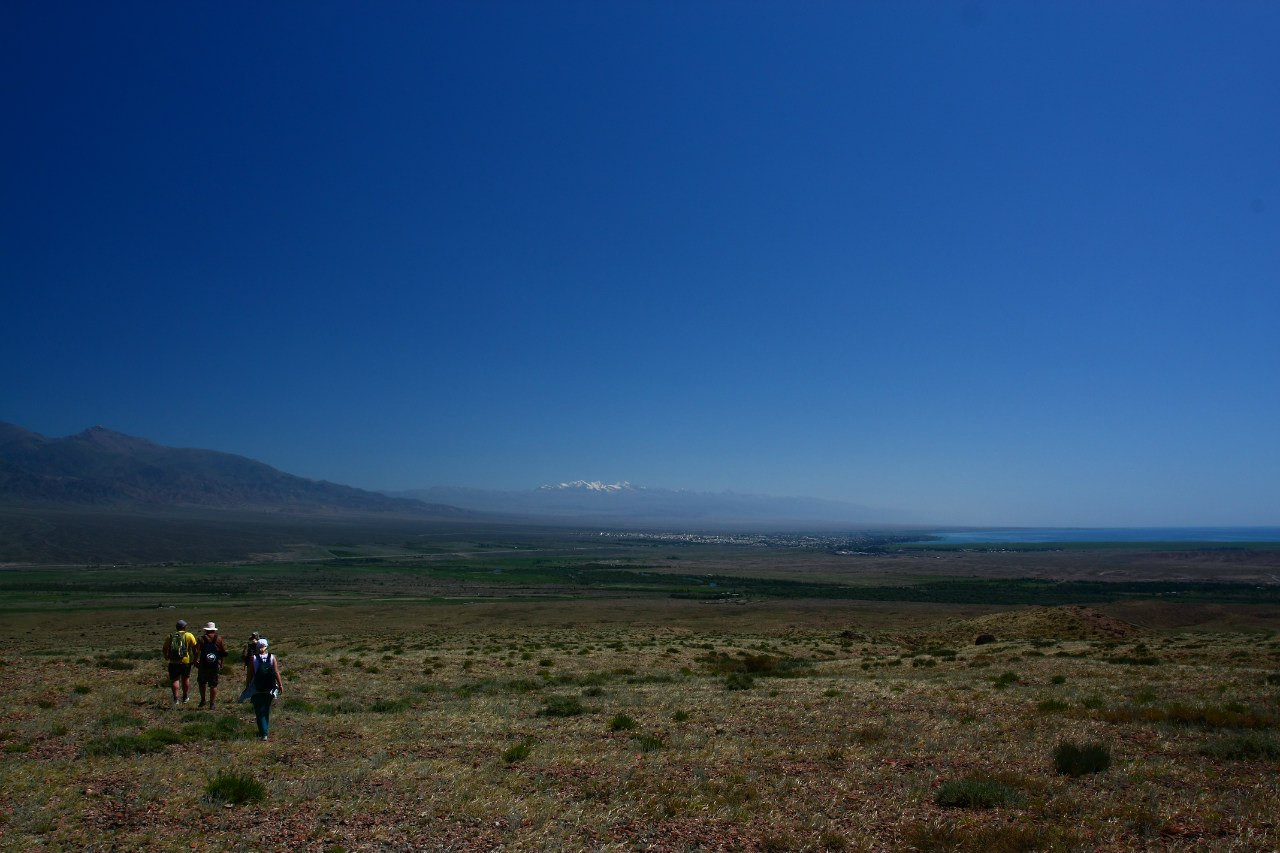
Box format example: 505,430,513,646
4,3,1277,528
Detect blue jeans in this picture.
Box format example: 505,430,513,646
251,692,273,738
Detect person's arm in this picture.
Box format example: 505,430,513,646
185,633,197,663
245,657,254,688
271,656,283,693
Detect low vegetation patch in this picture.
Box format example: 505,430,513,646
205,770,266,805
935,777,1025,809
83,716,250,756
1053,741,1111,777
540,695,585,717
1199,732,1280,760
608,713,638,731
700,651,811,678
1096,703,1278,729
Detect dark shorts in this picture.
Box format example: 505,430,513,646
168,662,192,680
196,666,220,687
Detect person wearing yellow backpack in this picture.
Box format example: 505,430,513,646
161,619,197,706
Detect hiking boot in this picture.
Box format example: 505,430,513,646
198,700,206,708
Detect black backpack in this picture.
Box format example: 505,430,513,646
199,636,221,667
253,654,276,691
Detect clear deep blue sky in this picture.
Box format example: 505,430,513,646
3,2,1277,526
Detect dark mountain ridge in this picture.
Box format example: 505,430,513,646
0,423,458,516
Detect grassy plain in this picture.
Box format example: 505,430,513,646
2,533,1280,851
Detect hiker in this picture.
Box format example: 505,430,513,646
162,619,197,706
241,631,261,665
195,622,228,709
244,638,283,741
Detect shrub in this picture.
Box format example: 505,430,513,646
935,777,1024,809
205,770,266,805
1054,741,1111,777
1050,675,1067,685
501,741,532,763
725,672,755,691
541,695,584,717
1037,699,1069,713
992,672,1019,689
609,714,638,731
632,734,663,752
73,685,91,695
672,710,689,722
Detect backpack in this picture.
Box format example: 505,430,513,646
199,636,221,667
253,654,276,691
169,631,189,662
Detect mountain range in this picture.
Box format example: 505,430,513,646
395,480,891,527
0,422,892,528
0,422,456,516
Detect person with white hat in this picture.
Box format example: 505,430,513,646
195,622,228,709
243,638,283,741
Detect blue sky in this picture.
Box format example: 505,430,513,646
3,2,1277,526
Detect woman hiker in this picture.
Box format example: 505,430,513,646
242,638,283,741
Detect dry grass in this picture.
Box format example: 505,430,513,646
1,600,1279,851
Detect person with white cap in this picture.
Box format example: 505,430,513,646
244,638,283,741
195,621,228,709
161,619,197,706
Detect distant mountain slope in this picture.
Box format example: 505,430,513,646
397,481,894,527
0,423,460,516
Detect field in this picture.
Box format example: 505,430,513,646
3,532,1280,851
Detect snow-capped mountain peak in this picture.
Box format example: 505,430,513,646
539,480,636,493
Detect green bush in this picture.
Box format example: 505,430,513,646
935,777,1024,809
672,710,689,722
992,672,1019,689
205,770,266,805
608,714,638,731
501,741,532,763
1036,699,1069,713
1053,741,1111,776
725,672,755,691
632,734,664,752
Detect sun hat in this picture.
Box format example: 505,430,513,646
257,638,269,649
176,619,187,629
203,622,217,632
